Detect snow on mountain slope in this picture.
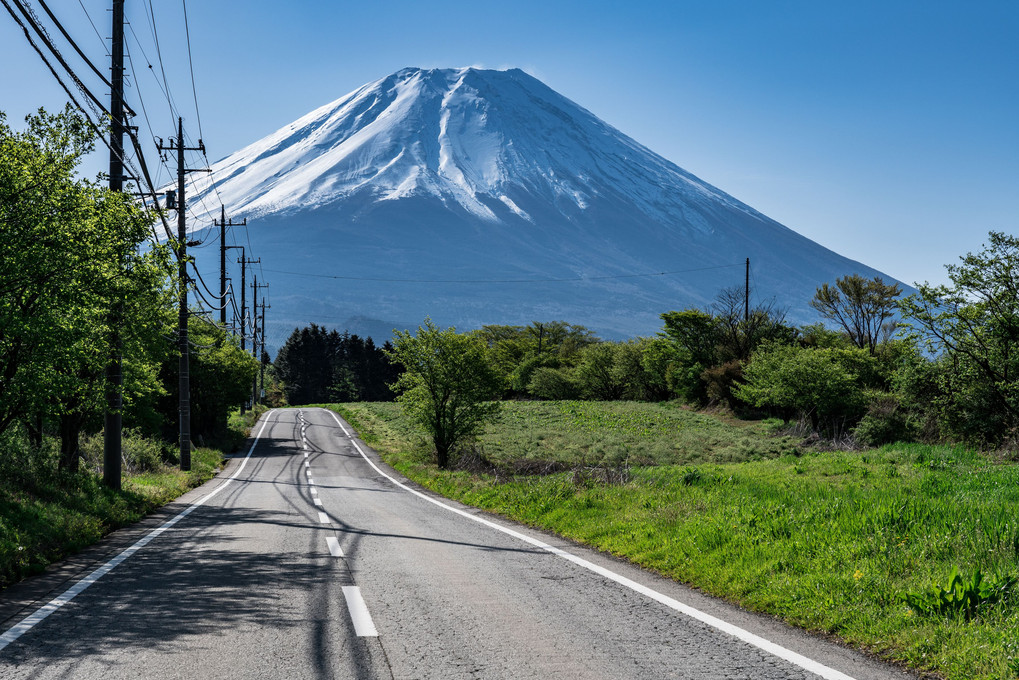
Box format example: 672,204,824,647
183,67,907,346
188,67,761,229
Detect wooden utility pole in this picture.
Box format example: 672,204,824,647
236,252,258,412
216,206,246,325
744,257,750,323
103,0,125,490
157,118,206,471
251,277,268,407
259,298,270,402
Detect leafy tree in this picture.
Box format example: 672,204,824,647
811,274,902,354
736,344,868,435
479,321,596,395
574,343,627,400
0,107,168,470
387,320,501,468
898,232,1019,444
527,367,579,400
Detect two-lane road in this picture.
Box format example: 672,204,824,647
0,408,916,679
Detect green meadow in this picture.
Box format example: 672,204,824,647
331,400,1019,680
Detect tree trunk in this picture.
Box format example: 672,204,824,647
26,412,43,449
58,412,82,473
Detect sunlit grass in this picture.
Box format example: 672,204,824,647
330,401,1019,680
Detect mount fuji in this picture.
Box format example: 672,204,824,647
185,67,902,349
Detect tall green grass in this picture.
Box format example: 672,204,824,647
332,402,1019,680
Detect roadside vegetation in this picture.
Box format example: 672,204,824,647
0,407,265,589
304,233,1019,680
331,401,1019,680
0,109,262,588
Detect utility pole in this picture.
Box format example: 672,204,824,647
216,206,246,325
103,0,125,490
252,277,269,407
237,254,260,352
157,118,206,471
259,298,270,402
744,257,750,323
236,252,258,412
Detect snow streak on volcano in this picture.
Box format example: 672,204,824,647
186,67,902,345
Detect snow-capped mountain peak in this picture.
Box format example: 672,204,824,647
189,67,755,230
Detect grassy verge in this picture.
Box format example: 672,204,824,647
330,401,1019,680
0,408,264,590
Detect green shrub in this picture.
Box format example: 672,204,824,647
853,391,914,446
736,343,866,435
701,360,745,412
527,367,580,400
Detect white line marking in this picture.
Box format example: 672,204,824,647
314,498,323,506
310,488,318,496
326,537,344,557
306,469,312,477
341,586,378,636
318,511,330,524
308,479,315,485
324,409,856,680
304,460,310,468
0,411,279,653
303,451,309,458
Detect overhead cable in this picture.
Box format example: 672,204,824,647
258,262,745,285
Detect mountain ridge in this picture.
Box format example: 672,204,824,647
184,67,904,349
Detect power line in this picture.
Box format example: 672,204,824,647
76,0,104,50
258,262,745,285
8,0,112,121
142,0,178,122
37,0,112,90
180,0,203,139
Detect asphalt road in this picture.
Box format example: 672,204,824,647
0,407,920,679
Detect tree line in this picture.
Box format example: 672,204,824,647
373,234,1019,467
1,108,258,472
273,324,401,405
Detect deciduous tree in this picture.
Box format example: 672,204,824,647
387,320,501,468
811,274,901,354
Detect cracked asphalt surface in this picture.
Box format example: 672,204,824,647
0,407,920,679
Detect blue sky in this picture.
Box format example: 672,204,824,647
1,0,1016,288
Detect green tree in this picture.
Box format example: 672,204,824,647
0,107,168,469
898,232,1019,444
387,320,501,468
811,274,902,354
736,344,868,435
574,343,628,400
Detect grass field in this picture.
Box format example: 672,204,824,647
331,400,1019,680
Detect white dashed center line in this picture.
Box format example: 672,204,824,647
318,511,330,524
326,537,344,557
313,498,323,506
341,587,378,637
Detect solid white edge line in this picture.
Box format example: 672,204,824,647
318,511,330,524
341,586,378,636
326,537,344,558
324,408,857,680
0,410,279,653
